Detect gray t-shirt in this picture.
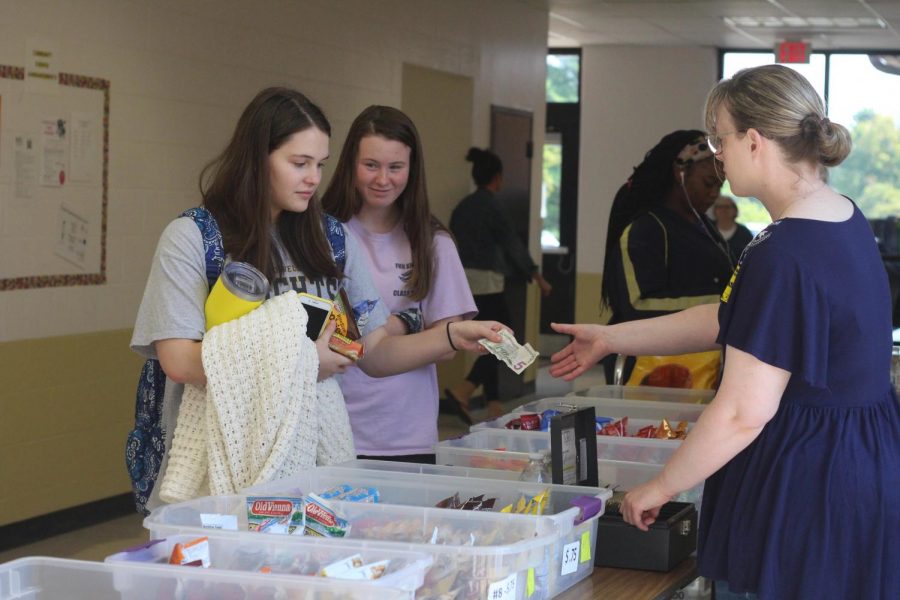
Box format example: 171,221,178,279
130,215,388,510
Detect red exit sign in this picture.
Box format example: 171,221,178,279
776,40,810,64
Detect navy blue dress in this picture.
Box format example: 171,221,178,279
698,206,900,599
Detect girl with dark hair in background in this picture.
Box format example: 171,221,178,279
552,64,899,599
322,105,481,463
446,147,552,422
600,130,731,382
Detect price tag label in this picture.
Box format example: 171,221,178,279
486,572,517,599
560,539,580,575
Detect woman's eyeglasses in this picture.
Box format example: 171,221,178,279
707,130,744,154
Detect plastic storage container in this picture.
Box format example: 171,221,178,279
242,464,611,597
570,384,715,404
471,396,706,432
435,429,681,472
145,494,560,600
105,532,432,597
0,556,409,599
433,431,702,507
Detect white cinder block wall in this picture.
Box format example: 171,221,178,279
0,0,549,343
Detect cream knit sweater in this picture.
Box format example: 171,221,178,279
159,291,355,503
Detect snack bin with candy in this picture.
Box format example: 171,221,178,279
471,396,707,432
144,494,559,600
0,555,410,600
435,428,681,471
571,384,714,404
104,531,432,597
243,464,612,597
434,430,703,508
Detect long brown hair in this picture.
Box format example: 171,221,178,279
200,87,340,284
322,105,445,301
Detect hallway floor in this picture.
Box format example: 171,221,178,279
0,358,606,564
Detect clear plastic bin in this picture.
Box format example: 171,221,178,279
145,495,559,600
242,464,612,597
570,384,715,404
0,556,408,599
471,396,706,432
338,458,524,481
435,429,681,472
433,431,701,507
105,532,432,597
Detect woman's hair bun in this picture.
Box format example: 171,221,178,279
814,115,852,167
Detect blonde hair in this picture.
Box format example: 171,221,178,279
704,64,852,167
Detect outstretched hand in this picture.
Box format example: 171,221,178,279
548,322,612,381
448,320,507,354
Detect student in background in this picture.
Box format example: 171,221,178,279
445,147,552,422
599,130,731,384
132,88,505,510
551,65,899,599
321,105,478,463
712,194,754,262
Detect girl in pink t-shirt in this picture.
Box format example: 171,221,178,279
322,106,480,462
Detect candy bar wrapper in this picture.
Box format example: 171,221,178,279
329,332,364,361
321,553,365,578
599,417,628,436
674,420,689,440
459,495,497,512
519,413,541,431
504,417,522,430
540,409,561,431
436,492,462,509
169,536,210,567
655,418,674,439
247,497,305,535
595,416,614,433
319,484,353,500
304,493,350,537
340,486,380,503
333,288,361,340
342,559,391,580
635,424,657,438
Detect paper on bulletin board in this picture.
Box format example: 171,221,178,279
15,135,37,199
55,204,89,268
69,112,99,183
40,117,67,187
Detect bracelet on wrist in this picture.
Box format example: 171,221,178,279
446,321,459,351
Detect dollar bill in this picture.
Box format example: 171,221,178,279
478,329,539,374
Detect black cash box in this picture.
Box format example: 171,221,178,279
595,501,697,571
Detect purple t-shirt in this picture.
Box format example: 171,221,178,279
342,216,477,455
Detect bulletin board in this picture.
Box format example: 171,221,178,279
0,65,109,290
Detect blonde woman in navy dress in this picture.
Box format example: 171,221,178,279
549,64,899,599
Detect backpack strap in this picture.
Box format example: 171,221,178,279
322,213,346,272
180,206,226,288
126,207,225,515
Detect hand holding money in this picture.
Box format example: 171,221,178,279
479,329,540,374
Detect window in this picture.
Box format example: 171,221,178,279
720,51,900,235
546,52,580,103
541,133,562,247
